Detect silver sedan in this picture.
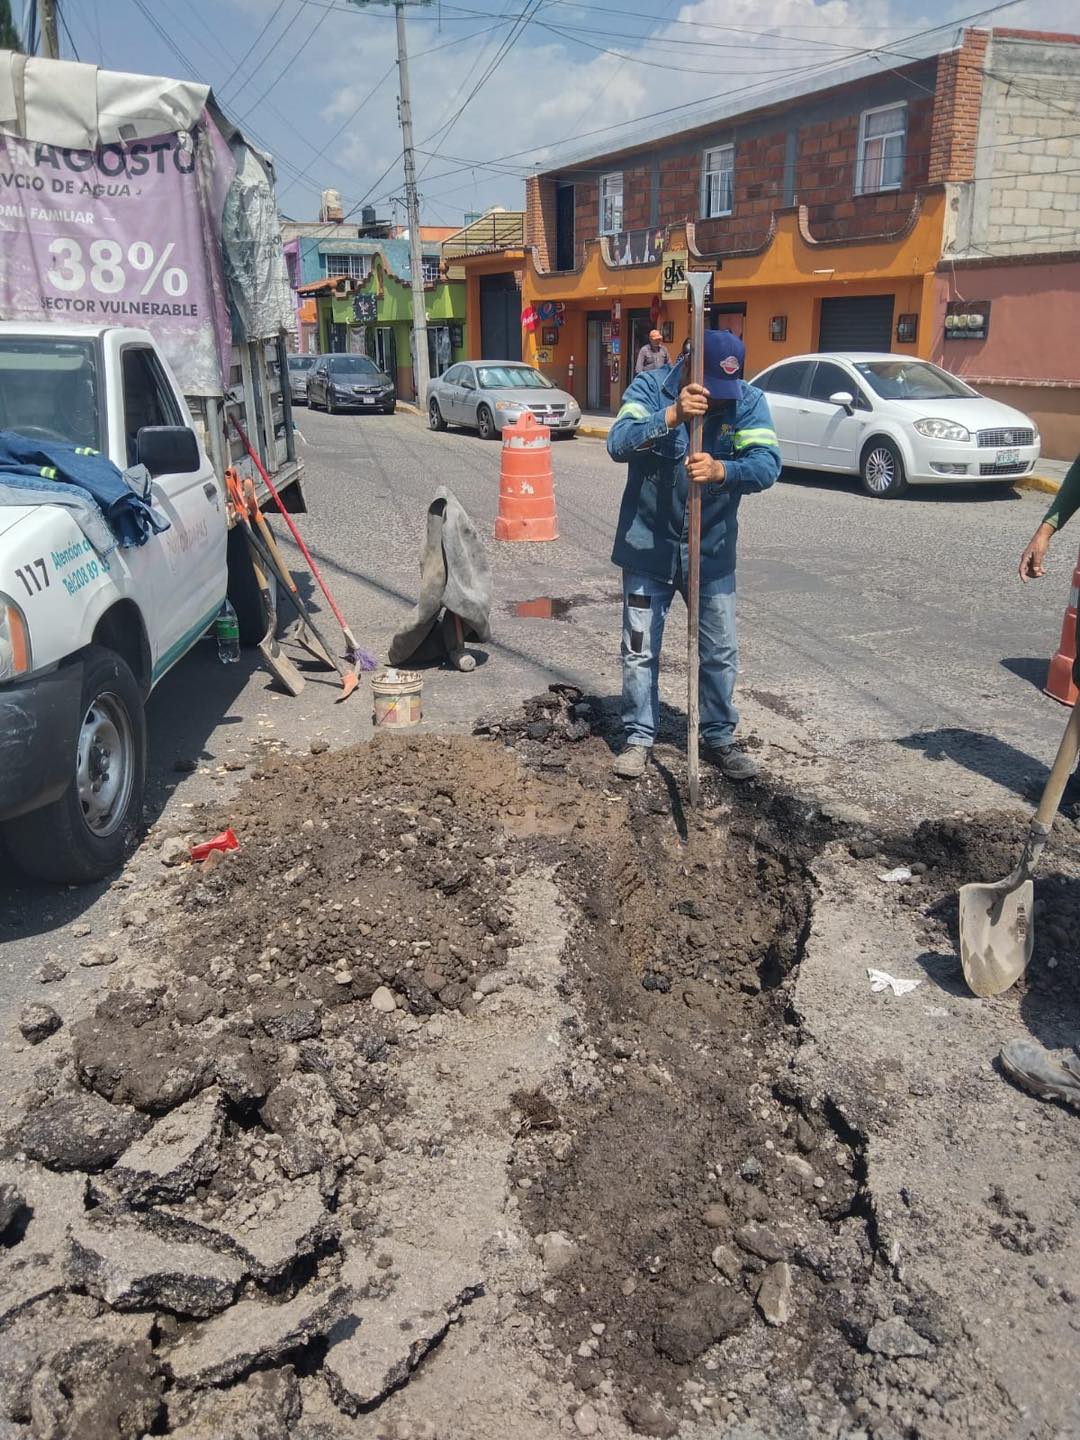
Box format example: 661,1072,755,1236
427,361,581,439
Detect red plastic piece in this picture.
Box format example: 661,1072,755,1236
189,828,240,861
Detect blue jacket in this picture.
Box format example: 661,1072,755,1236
0,432,169,549
607,364,780,582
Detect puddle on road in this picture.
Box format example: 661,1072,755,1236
509,591,622,621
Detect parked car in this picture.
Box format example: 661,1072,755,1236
427,361,581,440
307,354,396,414
750,353,1040,498
287,352,320,405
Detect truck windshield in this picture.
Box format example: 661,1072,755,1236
0,338,101,451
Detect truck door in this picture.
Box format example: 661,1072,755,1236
106,339,227,678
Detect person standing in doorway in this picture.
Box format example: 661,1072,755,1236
607,330,780,779
635,328,671,376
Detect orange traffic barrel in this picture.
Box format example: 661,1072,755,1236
1045,544,1080,706
495,412,558,542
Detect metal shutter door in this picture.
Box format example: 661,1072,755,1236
818,295,895,353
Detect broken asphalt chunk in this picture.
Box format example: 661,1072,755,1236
14,1090,149,1173
324,1242,484,1415
104,1087,224,1204
166,1283,351,1387
65,1213,243,1317
653,1283,752,1364
0,1162,86,1325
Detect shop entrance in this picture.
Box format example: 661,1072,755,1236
479,273,521,360
628,308,654,378
586,311,612,413
373,326,396,379
818,294,894,353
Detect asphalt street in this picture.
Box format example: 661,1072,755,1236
1,405,1072,1020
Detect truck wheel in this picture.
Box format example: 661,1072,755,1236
9,647,146,884
227,524,274,645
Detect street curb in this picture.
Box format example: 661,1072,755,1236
577,425,611,440
1015,473,1061,496
397,401,422,418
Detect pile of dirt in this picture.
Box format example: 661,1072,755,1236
2,708,1076,1438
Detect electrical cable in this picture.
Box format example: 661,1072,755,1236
216,0,287,102
235,3,334,123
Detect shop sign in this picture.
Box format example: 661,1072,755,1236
944,300,990,341
537,348,551,365
610,337,620,357
662,250,688,297
352,294,377,323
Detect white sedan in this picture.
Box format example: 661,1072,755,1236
750,353,1040,498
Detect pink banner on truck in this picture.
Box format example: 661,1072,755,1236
0,119,235,396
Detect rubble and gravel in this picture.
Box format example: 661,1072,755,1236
0,704,1076,1437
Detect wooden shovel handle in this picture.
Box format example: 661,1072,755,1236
1034,698,1080,829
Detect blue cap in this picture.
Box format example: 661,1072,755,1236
702,329,745,400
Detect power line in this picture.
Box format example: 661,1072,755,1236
57,0,80,58
215,0,288,102
235,2,334,122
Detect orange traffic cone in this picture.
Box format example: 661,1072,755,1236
495,412,558,542
1045,544,1080,706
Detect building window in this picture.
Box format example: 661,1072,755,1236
421,258,440,284
855,103,906,194
600,172,623,235
702,144,734,218
324,253,370,279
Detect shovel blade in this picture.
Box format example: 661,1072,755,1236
258,637,306,697
959,877,1034,997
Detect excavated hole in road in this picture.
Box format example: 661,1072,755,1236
14,694,1079,1435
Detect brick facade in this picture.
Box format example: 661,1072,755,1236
524,175,558,271
928,28,988,183
573,180,598,268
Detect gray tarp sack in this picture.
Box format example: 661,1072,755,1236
219,134,294,341
389,488,492,667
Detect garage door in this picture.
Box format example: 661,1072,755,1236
818,295,894,353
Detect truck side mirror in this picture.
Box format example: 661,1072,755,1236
137,426,200,478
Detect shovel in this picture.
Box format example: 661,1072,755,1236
960,697,1080,997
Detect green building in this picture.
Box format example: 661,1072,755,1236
300,252,466,403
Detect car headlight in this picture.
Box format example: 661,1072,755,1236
495,400,524,412
0,594,32,682
913,418,970,442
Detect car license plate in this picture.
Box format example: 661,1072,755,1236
362,397,376,405
995,447,1020,464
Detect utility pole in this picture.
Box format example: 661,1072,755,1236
40,0,59,57
350,0,432,405
395,0,430,408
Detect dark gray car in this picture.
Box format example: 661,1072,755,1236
427,361,580,439
308,354,396,415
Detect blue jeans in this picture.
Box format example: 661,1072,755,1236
621,567,738,749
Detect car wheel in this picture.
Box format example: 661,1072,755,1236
382,403,396,416
7,646,147,884
477,404,496,440
429,398,447,431
860,438,908,498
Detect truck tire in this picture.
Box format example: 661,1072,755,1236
227,523,274,645
8,647,147,884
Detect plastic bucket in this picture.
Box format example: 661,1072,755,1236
371,667,423,728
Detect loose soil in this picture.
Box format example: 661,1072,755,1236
2,690,1078,1438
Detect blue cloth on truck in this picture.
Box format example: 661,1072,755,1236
0,478,117,558
0,432,170,549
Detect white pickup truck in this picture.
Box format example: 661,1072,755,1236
0,52,304,883
0,320,293,882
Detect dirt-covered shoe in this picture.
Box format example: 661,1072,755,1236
1000,1039,1080,1112
613,745,650,779
705,744,759,781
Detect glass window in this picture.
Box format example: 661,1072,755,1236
476,365,554,390
758,361,811,397
856,103,906,194
324,253,370,279
121,347,180,466
460,367,476,390
327,355,381,377
853,359,976,400
808,361,856,403
702,144,734,218
288,355,316,372
600,172,623,235
443,365,463,384
421,257,440,284
0,337,100,450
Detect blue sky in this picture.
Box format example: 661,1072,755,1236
43,0,1079,226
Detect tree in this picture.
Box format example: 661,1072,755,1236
0,0,22,51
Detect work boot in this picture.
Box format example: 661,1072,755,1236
1000,1039,1080,1113
613,745,650,779
705,743,759,781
